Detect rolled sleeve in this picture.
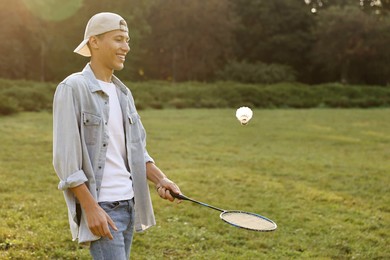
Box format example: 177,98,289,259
53,82,85,192
144,151,154,164
58,170,88,191
139,115,154,164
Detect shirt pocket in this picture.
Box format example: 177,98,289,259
82,112,101,145
128,112,142,143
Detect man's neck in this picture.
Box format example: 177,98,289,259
89,60,113,83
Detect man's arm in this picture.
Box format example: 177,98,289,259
146,162,181,202
70,184,118,239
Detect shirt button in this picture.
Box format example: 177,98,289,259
98,166,102,169
103,144,107,147
105,122,107,125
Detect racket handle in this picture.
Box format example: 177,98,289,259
169,190,188,200
168,190,225,212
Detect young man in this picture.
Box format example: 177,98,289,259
53,12,181,259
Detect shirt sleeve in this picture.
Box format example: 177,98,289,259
53,83,88,190
138,118,154,164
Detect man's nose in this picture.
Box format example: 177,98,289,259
123,43,130,53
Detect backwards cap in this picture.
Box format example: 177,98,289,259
74,12,128,57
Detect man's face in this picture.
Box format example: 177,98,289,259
93,30,130,71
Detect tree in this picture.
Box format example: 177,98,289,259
304,0,390,14
230,0,316,82
310,5,390,84
140,0,238,81
0,1,30,79
0,0,154,81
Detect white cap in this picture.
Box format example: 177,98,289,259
74,12,128,57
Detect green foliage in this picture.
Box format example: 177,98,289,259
230,0,315,82
2,79,390,117
0,110,389,259
0,97,19,115
1,1,390,85
216,61,296,84
0,79,55,115
304,0,390,14
141,0,238,81
310,5,390,85
129,81,390,109
21,0,83,21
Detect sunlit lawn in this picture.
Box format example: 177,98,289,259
0,109,389,259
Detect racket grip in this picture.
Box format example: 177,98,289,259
169,190,188,200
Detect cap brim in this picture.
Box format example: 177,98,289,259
74,39,91,57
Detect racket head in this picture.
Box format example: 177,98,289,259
220,210,277,232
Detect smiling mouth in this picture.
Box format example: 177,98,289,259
117,54,126,61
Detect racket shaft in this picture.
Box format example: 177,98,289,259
170,191,225,212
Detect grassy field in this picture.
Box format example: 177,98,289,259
0,109,389,259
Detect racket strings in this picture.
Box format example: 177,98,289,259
221,211,276,231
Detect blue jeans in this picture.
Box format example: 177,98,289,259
90,199,135,260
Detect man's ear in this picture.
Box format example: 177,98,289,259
88,36,99,51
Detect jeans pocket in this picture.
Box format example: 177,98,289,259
99,201,120,212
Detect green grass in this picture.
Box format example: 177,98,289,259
0,109,389,259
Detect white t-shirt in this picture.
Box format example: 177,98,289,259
98,80,134,202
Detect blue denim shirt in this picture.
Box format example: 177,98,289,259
53,64,156,243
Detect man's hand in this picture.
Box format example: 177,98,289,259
156,177,181,202
146,162,182,202
70,184,118,239
85,203,118,239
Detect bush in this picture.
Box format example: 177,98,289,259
1,79,390,117
216,61,297,84
0,79,55,115
2,87,50,111
131,81,390,109
199,98,228,108
168,98,194,109
0,96,19,115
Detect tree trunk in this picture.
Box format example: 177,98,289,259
40,40,45,82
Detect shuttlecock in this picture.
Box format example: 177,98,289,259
236,107,253,125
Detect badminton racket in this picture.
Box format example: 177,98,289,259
170,191,277,232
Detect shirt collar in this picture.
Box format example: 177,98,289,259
82,63,128,95
82,63,102,93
